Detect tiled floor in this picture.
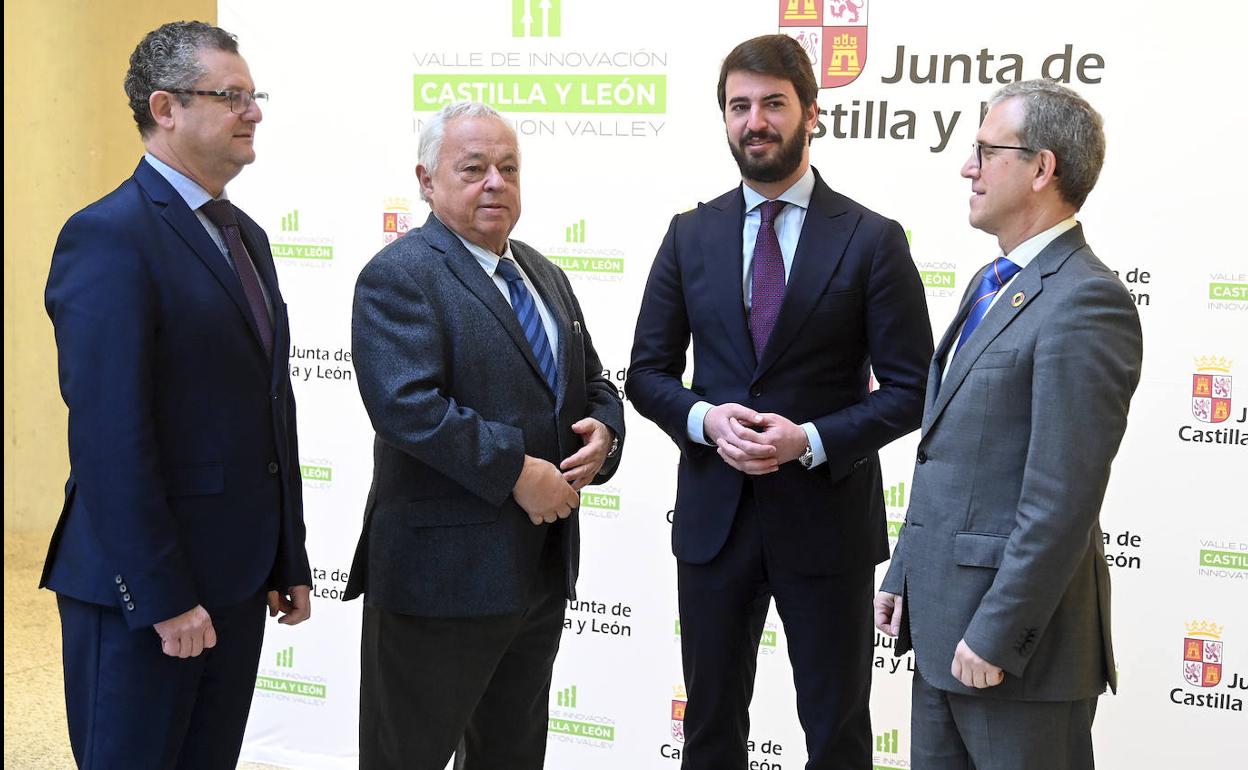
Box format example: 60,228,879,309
3,528,278,770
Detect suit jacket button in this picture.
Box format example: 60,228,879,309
268,461,279,474
118,584,127,593
122,593,131,602
125,602,135,611
114,575,124,584
916,449,928,464
751,389,762,398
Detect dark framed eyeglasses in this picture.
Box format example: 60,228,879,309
167,89,268,114
972,141,1033,167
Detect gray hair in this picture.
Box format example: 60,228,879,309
125,21,239,137
989,79,1105,210
417,102,515,200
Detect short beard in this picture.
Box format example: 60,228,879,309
728,125,807,184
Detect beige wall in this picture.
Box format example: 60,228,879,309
3,0,215,532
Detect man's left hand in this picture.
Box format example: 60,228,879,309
951,638,1004,688
268,585,312,626
749,413,809,465
560,418,613,490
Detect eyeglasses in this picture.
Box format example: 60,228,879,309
972,142,1033,167
167,89,268,114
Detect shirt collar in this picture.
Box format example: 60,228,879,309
1001,217,1077,270
742,166,815,214
437,215,515,275
143,152,220,210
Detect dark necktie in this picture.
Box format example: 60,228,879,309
749,199,787,358
955,256,1021,354
200,200,273,359
495,257,558,392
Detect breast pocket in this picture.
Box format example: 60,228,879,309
970,349,1018,370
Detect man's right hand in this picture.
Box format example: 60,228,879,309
704,403,779,475
873,591,903,637
514,455,580,525
153,604,216,658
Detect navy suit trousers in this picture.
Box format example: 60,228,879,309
58,592,266,770
677,482,875,770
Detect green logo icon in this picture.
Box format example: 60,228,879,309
884,481,906,508
556,684,577,708
281,209,300,232
875,728,899,754
566,218,586,243
513,0,561,37
276,646,294,668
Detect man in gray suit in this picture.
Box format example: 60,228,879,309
345,101,624,770
874,80,1142,769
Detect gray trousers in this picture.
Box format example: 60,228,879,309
910,669,1098,769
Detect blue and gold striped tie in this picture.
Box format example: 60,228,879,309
496,257,558,392
955,256,1021,354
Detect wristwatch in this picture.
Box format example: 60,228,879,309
606,433,620,458
798,444,814,469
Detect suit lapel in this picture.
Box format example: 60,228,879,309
924,225,1087,433
753,173,852,382
427,216,555,399
700,188,756,374
133,160,272,365
237,217,289,387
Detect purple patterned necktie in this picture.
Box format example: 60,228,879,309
200,199,274,359
749,199,787,358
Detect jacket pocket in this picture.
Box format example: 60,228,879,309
165,463,225,497
970,349,1018,369
953,531,1009,568
405,498,501,528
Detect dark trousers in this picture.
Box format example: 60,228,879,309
57,591,267,770
359,539,566,770
677,485,875,770
910,669,1098,770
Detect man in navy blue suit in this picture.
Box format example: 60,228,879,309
42,21,311,769
627,35,933,769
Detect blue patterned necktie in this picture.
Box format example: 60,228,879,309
955,256,1021,354
749,199,787,358
495,257,558,392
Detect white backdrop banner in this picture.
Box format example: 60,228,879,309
222,1,1247,768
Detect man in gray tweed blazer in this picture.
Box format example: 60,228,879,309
345,101,624,770
875,80,1142,769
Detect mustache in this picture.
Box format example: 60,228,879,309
740,129,782,145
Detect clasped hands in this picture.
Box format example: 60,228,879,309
873,591,1005,689
705,403,807,474
513,417,612,525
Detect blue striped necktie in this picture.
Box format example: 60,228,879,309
955,256,1021,354
495,257,558,392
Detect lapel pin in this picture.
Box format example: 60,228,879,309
1011,291,1025,308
